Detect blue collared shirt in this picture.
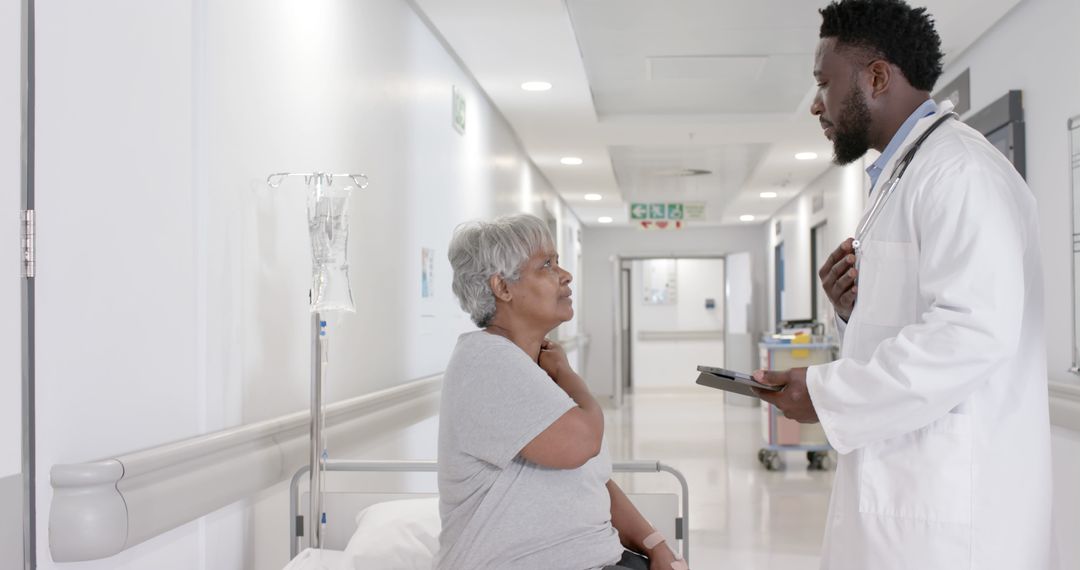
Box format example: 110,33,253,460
866,98,938,194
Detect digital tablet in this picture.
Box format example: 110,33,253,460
695,365,782,398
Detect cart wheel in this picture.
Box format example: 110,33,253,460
807,451,832,471
767,454,783,471
758,449,768,464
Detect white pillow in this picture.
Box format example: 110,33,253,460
343,497,441,570
283,548,354,570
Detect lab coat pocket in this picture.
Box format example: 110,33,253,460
856,240,917,327
858,413,972,525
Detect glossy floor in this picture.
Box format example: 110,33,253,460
605,390,834,570
332,388,834,569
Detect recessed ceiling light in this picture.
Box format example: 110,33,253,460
560,156,583,166
759,191,778,199
584,193,602,201
598,216,614,224
739,214,755,222
795,152,818,161
521,81,552,91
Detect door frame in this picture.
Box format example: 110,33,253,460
19,0,36,568
809,221,827,326
611,253,728,407
773,241,784,330
619,266,632,394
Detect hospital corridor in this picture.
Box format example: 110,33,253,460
4,0,1080,569
604,392,834,569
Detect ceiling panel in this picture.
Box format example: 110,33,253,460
569,0,820,117
594,53,813,115
611,143,769,219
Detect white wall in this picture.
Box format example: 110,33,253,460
765,162,867,337
726,253,752,336
934,0,1080,566
630,258,724,390
580,225,768,399
938,0,1079,386
1,0,23,482
1052,426,1080,567
33,0,579,568
724,251,756,373
1,0,24,566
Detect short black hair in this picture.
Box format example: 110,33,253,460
819,0,944,92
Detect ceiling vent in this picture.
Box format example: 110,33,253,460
652,168,713,177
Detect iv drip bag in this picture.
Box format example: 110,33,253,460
307,179,356,312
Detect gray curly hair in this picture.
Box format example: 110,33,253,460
448,213,555,327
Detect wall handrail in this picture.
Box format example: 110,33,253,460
555,333,590,353
1050,381,1080,432
637,330,723,342
49,376,442,562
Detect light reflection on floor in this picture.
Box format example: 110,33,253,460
605,390,834,570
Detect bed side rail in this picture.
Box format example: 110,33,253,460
289,459,690,562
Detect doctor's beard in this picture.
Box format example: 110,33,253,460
831,85,873,165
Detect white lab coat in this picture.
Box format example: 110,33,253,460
805,100,1052,570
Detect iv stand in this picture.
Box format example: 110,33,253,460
267,170,368,551
310,311,325,550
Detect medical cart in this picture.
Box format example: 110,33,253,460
757,337,838,471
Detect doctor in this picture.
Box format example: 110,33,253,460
753,1,1052,568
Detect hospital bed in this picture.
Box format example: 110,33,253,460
284,459,690,569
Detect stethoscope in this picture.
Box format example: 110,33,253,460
851,111,958,267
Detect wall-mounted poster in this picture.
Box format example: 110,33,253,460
643,258,677,305
421,248,435,298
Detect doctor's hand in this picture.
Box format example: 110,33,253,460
819,238,858,322
751,367,819,424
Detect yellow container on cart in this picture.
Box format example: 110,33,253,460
757,334,837,470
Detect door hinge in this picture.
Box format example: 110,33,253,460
21,209,34,278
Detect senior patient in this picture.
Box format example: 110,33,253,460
436,214,686,570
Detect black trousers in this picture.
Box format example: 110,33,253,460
602,549,650,570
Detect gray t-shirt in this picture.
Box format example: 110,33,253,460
435,331,623,570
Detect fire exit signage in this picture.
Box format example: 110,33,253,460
630,202,705,221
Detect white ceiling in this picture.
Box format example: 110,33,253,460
568,0,820,117
610,143,770,219
412,0,1024,227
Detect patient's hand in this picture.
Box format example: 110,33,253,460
649,548,674,569
538,339,570,381
647,545,687,570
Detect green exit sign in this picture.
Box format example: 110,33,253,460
630,202,705,221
